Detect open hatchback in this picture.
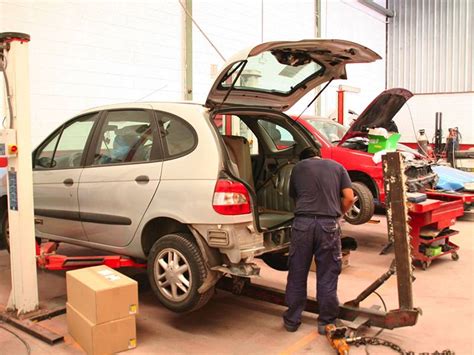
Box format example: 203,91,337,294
206,40,380,268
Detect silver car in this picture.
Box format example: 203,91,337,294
0,40,380,312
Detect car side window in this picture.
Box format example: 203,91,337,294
93,110,156,166
35,113,98,169
158,113,197,159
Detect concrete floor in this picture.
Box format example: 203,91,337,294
0,216,473,354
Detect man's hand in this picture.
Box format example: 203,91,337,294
341,187,355,215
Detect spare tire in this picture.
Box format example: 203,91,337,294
344,182,375,225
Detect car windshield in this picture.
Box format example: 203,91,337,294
306,119,348,144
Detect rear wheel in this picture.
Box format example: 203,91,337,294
344,182,375,225
147,233,214,313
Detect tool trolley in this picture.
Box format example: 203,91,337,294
408,192,465,270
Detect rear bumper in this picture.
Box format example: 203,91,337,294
193,222,290,264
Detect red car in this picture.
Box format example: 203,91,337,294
295,88,438,224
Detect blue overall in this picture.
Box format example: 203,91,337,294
284,157,351,329
283,215,342,328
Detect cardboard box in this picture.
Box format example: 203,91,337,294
67,303,136,355
66,265,138,324
310,251,350,272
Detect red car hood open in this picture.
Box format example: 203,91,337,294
338,88,414,145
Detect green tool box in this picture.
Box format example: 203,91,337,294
368,132,401,154
425,246,443,257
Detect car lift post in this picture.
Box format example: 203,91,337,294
0,32,39,315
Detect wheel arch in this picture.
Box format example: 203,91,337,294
140,216,222,267
141,217,193,256
347,171,379,199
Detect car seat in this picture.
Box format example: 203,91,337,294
111,126,144,162
222,135,255,190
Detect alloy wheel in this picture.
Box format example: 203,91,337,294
154,248,192,302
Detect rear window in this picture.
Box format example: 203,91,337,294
220,51,323,95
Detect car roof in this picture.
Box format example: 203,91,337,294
80,101,204,114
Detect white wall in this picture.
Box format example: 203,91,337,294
1,0,392,147
318,0,386,122
192,0,316,104
0,0,183,146
393,93,474,144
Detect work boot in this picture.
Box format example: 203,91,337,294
283,321,300,332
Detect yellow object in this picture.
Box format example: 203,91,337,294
326,324,350,355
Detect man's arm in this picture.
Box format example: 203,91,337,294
341,187,355,214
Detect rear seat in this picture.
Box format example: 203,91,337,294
222,135,294,230
257,163,295,229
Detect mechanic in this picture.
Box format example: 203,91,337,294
283,147,354,335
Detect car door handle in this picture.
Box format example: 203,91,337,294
63,178,74,186
135,175,150,184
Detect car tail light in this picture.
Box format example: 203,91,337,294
213,179,251,215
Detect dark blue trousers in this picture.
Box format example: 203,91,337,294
283,216,342,328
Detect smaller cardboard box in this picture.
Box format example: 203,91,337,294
66,265,138,324
67,303,136,355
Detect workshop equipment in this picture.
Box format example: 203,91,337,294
381,191,464,269
379,151,464,269
36,242,146,271
0,32,39,315
326,324,350,355
407,191,463,270
434,112,444,158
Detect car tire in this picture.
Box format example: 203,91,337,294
147,233,214,313
344,182,375,225
261,252,289,271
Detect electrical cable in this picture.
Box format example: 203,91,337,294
177,0,226,62
353,291,387,355
0,53,14,129
0,323,31,355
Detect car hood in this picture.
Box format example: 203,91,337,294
205,39,381,112
338,88,414,145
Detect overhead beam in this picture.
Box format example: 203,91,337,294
358,0,394,18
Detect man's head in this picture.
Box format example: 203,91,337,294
299,147,321,160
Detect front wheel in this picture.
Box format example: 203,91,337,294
344,182,375,225
147,233,214,313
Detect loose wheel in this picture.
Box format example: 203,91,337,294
344,182,375,225
451,252,459,261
